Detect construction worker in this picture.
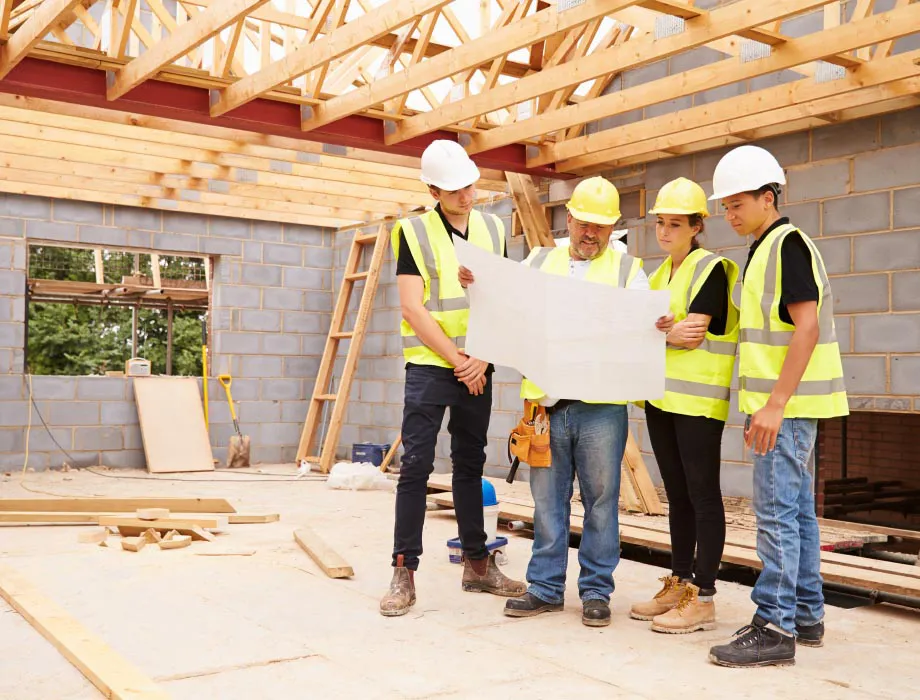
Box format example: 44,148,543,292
706,146,848,667
461,176,661,627
380,140,525,617
628,178,740,634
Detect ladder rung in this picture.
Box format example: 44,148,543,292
331,331,354,339
303,456,322,463
355,233,378,245
315,394,337,401
345,271,370,281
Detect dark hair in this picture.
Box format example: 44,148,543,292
747,184,781,212
688,214,705,251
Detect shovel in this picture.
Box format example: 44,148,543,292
218,374,250,468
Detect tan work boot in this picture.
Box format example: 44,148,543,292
379,555,416,617
629,576,687,621
462,553,527,596
651,583,716,634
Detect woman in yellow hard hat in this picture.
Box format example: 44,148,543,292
629,177,740,634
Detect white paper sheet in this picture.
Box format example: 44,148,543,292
454,238,671,403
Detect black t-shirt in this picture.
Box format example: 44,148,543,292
743,217,819,325
395,204,506,277
687,260,728,336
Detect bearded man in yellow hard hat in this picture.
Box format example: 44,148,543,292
461,176,655,627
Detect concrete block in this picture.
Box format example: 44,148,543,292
163,211,207,235
2,194,51,219
854,144,920,191
487,411,517,440
829,274,889,313
281,401,308,423
720,462,754,498
749,70,800,92
754,132,811,168
881,107,920,148
153,232,199,253
303,291,332,312
0,451,52,471
385,381,404,404
0,217,24,237
29,376,76,400
261,422,302,446
240,355,283,378
263,333,301,355
699,216,741,250
781,8,822,37
645,156,694,191
855,313,920,352
50,402,100,426
199,237,243,256
282,311,325,334
874,397,912,411
498,383,522,411
0,321,24,348
238,400,282,423
76,377,127,401
361,381,385,403
124,426,143,450
262,243,303,266
78,225,129,247
29,426,74,453
812,118,880,160
283,267,330,290
216,284,262,309
240,310,281,332
841,355,887,394
720,426,746,462
124,230,152,249
251,444,283,464
891,355,920,395
848,396,875,410
854,229,920,272
26,220,78,243
0,270,24,296
0,375,24,400
114,206,162,231
301,334,327,356
54,200,104,225
252,221,283,242
101,401,138,424
213,331,262,355
282,224,325,246
209,218,250,239
263,288,303,311
893,271,920,311
283,356,320,378
241,263,282,287
833,315,852,353
822,193,890,236
304,246,333,269
103,450,146,469
261,379,302,401
0,427,24,452
668,46,722,74
493,364,522,384
74,426,124,451
893,187,920,229
781,202,820,237
243,242,262,262
786,161,850,203
646,96,693,120
623,60,668,89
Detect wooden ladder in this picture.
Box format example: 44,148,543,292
295,223,389,473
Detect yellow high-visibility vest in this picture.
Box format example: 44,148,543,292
647,248,740,422
519,245,643,405
391,208,505,368
739,223,848,418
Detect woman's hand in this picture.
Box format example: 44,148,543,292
458,266,475,288
666,318,708,347
656,313,675,334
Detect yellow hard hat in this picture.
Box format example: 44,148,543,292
566,176,621,226
649,177,709,217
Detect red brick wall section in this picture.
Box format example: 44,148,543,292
817,412,920,527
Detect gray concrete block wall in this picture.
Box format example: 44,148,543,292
0,196,334,470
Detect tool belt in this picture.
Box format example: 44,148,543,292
508,400,551,468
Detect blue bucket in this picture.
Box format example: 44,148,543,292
352,442,391,466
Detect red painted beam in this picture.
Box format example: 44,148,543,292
0,57,568,179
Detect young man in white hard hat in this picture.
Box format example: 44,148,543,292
706,145,848,667
380,140,525,617
462,176,655,627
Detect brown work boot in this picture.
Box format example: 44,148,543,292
651,583,716,634
629,575,687,621
462,553,527,596
379,555,416,617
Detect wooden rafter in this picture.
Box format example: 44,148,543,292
215,19,245,78
107,0,270,101
387,9,439,116
212,0,450,117
473,0,920,158
107,0,137,59
0,0,13,42
540,18,605,117
307,0,352,98
0,0,83,79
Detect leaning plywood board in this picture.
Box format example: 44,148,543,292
293,527,354,578
0,498,236,513
0,565,169,700
133,377,214,473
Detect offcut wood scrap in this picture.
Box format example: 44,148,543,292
293,527,354,579
121,537,147,553
77,529,108,546
136,508,170,521
158,531,192,550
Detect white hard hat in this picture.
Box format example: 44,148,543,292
420,140,480,191
709,145,786,201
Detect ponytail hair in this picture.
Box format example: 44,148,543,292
688,214,705,251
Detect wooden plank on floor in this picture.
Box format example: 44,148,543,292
0,512,275,526
98,515,226,529
293,526,354,578
227,513,280,524
0,498,236,513
0,564,170,700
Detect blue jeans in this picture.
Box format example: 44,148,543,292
527,402,626,604
750,416,825,635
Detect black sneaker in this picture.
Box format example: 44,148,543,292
796,621,825,648
709,615,796,668
582,599,611,627
504,592,563,618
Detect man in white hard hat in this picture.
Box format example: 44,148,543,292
706,145,848,668
380,140,525,617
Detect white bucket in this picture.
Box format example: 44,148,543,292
483,505,500,543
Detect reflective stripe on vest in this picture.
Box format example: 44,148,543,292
519,245,643,405
647,248,740,421
393,209,504,367
738,223,848,418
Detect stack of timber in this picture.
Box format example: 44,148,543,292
426,474,920,599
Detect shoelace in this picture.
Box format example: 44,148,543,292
731,624,766,648
653,575,676,599
674,587,696,613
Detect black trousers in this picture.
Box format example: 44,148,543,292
392,364,492,570
645,402,726,592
